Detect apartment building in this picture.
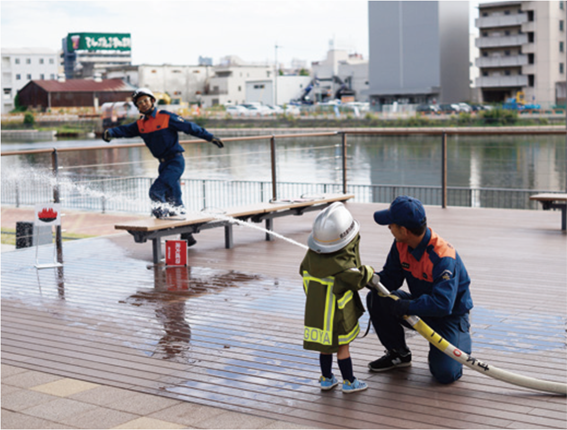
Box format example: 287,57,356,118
368,1,470,108
476,1,566,108
1,48,59,113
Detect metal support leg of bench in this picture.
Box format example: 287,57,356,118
152,237,162,265
561,206,566,231
265,218,274,241
224,224,233,248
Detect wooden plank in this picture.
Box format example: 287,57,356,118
529,193,567,202
2,203,566,429
114,193,354,232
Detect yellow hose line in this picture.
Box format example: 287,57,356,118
375,282,567,395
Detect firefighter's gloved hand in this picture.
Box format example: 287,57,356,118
366,273,383,293
387,295,411,318
102,130,113,142
210,137,224,148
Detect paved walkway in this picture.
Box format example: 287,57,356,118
1,207,308,429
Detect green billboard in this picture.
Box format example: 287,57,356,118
67,33,131,52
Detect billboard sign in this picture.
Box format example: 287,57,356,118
67,33,131,52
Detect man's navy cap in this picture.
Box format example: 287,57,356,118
373,196,426,229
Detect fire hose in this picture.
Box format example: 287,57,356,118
370,280,567,395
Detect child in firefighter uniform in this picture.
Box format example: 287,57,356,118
300,202,373,393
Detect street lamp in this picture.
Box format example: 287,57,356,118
275,43,281,106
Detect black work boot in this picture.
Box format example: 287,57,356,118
180,232,197,247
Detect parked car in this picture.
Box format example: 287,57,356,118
457,103,472,113
266,105,284,114
284,104,301,115
416,104,439,114
225,105,249,116
438,104,460,114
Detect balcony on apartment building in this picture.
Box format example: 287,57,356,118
475,13,528,29
476,34,528,48
476,55,528,68
475,75,528,87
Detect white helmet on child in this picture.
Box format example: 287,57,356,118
132,87,156,104
308,202,360,253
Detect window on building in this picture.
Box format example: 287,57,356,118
528,75,535,87
39,58,44,64
528,32,534,43
482,31,488,37
15,58,20,64
561,41,565,52
504,10,510,15
238,86,241,91
40,74,44,80
482,12,488,17
561,1,564,10
15,74,21,80
253,84,265,89
561,63,565,74
26,74,31,79
505,70,511,76
504,50,511,56
49,58,54,64
482,71,489,77
527,10,534,21
505,30,510,36
4,88,11,99
483,51,488,57
26,58,30,64
528,53,534,64
50,74,55,79
561,20,565,31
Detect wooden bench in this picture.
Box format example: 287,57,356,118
529,193,567,231
115,193,354,264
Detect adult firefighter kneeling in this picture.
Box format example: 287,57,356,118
300,202,374,394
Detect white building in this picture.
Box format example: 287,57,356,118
475,1,566,108
200,57,273,107
1,48,59,113
106,64,214,104
245,75,312,106
311,48,369,102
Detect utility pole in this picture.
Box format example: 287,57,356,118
275,43,281,105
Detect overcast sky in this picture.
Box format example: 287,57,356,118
2,1,485,67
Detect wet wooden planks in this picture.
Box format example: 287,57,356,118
2,203,566,429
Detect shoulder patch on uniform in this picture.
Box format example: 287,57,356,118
441,269,453,281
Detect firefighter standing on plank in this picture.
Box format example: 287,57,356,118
367,196,473,384
102,88,224,245
300,202,372,393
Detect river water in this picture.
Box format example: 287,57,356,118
2,131,565,192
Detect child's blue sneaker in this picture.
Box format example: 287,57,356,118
342,378,368,393
319,375,339,391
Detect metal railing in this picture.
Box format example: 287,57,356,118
1,175,556,214
2,128,565,215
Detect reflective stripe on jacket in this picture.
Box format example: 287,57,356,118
299,234,373,353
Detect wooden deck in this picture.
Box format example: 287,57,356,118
2,203,566,429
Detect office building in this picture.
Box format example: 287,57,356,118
475,1,566,108
62,32,132,79
368,1,470,108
